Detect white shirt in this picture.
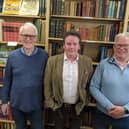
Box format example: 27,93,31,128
63,53,79,104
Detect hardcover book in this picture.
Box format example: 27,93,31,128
19,0,39,15
0,0,4,13
2,0,22,15
2,22,23,42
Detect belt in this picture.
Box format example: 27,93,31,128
63,103,75,108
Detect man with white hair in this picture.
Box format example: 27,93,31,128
1,22,48,129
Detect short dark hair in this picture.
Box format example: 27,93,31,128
63,31,81,44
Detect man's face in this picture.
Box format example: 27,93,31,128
113,36,129,60
63,35,80,59
19,26,36,49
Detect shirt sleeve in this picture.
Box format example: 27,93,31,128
1,55,12,103
89,62,114,111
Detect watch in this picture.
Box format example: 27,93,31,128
124,107,129,114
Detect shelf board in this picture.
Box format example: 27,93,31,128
49,37,115,44
81,126,93,129
0,64,5,68
92,62,99,66
88,103,96,107
36,43,45,47
0,119,15,123
51,15,122,22
0,41,45,47
45,123,93,129
0,13,41,19
49,37,63,41
81,40,115,45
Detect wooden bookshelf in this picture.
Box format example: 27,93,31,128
0,119,14,124
49,37,115,44
0,1,49,128
0,0,129,129
0,14,41,19
0,119,15,129
48,0,129,128
81,126,93,129
51,15,122,22
0,64,5,68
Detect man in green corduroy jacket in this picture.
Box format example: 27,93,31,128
44,31,93,129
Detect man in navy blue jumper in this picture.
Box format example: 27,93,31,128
1,22,48,129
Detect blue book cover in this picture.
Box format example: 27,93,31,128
0,0,4,13
119,0,126,19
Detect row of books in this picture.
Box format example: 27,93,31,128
49,42,64,56
99,46,113,61
34,19,46,44
0,44,16,67
81,107,94,127
127,25,129,32
51,0,126,19
49,19,119,41
45,107,94,128
49,42,113,63
0,122,15,129
0,104,13,121
0,19,46,43
82,44,113,62
0,0,45,16
0,101,14,129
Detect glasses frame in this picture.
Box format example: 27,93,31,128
114,44,129,49
20,34,37,39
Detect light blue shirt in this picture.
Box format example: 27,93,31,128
90,57,129,116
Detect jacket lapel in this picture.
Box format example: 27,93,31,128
56,54,64,96
78,55,83,87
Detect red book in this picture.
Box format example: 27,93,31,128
2,22,23,42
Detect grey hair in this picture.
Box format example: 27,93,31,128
115,32,129,42
19,22,38,36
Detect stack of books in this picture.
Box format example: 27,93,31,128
2,22,23,42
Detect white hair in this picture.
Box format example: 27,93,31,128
115,32,129,42
19,22,38,36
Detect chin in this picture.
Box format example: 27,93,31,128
24,44,32,48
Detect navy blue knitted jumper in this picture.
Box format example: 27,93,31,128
1,47,48,112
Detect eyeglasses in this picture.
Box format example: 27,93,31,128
114,44,129,49
20,34,36,39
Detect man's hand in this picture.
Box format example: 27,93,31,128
44,100,49,108
108,106,125,119
1,103,8,116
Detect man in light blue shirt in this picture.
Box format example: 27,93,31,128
90,32,129,129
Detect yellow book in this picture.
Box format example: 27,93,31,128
2,0,22,15
19,0,39,15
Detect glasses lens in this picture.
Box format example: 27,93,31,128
21,34,36,39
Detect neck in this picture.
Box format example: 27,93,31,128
67,55,77,62
24,47,34,56
115,57,129,67
115,57,128,63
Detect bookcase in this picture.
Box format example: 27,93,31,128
0,0,49,128
0,0,129,129
46,0,129,129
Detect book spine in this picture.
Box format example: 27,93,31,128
119,0,126,19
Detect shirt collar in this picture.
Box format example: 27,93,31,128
64,53,79,62
108,56,129,64
21,47,38,56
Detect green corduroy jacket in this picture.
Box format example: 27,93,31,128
44,54,93,115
